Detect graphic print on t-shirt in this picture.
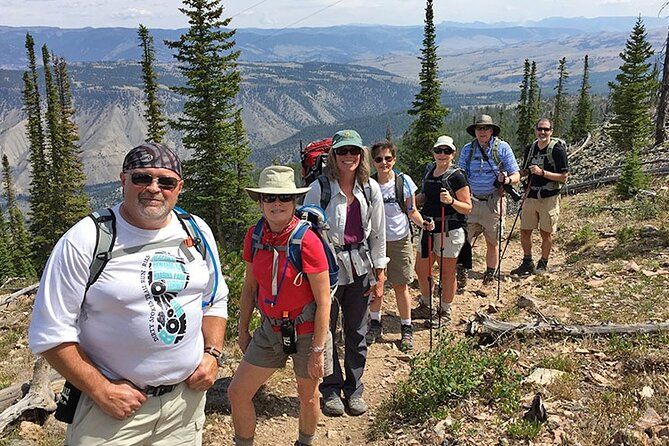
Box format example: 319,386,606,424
141,251,190,345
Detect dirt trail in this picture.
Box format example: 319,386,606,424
205,226,559,445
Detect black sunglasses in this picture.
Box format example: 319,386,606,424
475,126,492,131
130,173,180,190
334,146,362,156
536,127,552,132
433,147,455,154
260,194,294,203
373,155,394,163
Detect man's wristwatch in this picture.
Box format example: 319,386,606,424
204,346,225,367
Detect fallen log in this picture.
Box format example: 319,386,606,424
0,283,39,307
467,312,669,344
0,357,57,433
0,370,63,413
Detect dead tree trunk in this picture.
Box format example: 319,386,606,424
655,25,669,147
467,312,669,344
0,283,39,307
0,357,57,433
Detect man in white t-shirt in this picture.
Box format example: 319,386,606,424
29,143,228,445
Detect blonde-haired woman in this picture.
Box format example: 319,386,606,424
304,129,387,417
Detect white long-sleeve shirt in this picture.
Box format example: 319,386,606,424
304,177,388,285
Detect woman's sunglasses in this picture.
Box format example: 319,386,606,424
334,146,362,156
260,194,294,203
130,173,180,191
373,155,394,164
433,147,455,155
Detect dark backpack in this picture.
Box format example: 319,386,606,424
88,206,220,308
371,170,408,215
301,138,332,187
250,204,339,300
316,174,372,211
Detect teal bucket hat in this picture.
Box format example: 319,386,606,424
331,129,363,150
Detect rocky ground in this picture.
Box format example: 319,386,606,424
1,176,669,445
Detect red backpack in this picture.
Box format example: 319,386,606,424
300,138,332,186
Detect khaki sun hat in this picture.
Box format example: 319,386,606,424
245,165,311,201
433,135,457,151
466,114,501,137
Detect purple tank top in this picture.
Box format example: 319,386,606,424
344,197,364,245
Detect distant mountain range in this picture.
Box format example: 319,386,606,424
0,16,666,196
0,16,665,68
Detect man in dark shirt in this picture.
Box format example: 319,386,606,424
511,118,569,275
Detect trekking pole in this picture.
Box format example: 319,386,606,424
496,174,533,276
437,201,446,332
496,183,504,303
426,227,433,351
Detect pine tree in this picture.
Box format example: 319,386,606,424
385,123,393,142
516,59,531,148
609,17,655,152
570,55,593,142
2,155,36,278
165,0,253,249
23,34,52,270
553,57,569,137
403,0,448,181
0,215,15,280
527,61,541,136
138,24,166,143
53,56,90,233
615,148,648,198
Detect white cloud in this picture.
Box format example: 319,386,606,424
113,8,153,20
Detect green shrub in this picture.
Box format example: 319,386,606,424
632,198,658,220
569,223,597,248
615,148,648,199
507,420,542,440
220,249,259,340
616,226,635,245
376,334,520,426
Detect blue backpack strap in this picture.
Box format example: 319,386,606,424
317,175,331,210
173,206,220,309
250,218,266,260
173,208,206,260
286,220,311,277
87,208,116,292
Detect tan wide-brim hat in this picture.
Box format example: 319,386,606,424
466,114,501,137
245,165,311,201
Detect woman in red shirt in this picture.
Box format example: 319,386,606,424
228,166,332,446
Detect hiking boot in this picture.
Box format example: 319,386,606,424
294,442,309,446
424,307,451,328
511,258,535,276
346,396,368,416
482,269,496,285
399,324,414,351
456,265,468,294
322,394,344,416
365,319,383,345
411,301,434,319
535,258,549,274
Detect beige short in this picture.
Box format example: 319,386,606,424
418,227,465,259
244,317,334,379
386,236,414,285
65,382,205,446
468,195,505,244
521,195,560,233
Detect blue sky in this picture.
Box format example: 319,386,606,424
1,0,664,29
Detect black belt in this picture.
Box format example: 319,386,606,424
528,189,559,199
474,194,492,201
144,383,178,397
337,242,363,252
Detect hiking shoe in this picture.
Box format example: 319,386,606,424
411,301,434,319
535,258,549,274
346,396,368,416
482,269,496,285
322,394,344,417
424,307,451,328
456,265,468,293
399,324,414,351
365,319,383,345
511,258,535,276
294,442,309,446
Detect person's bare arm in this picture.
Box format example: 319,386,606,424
185,315,226,391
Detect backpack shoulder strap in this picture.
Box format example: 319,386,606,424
491,137,502,166
250,218,266,260
394,172,407,215
173,208,206,260
421,162,435,191
317,175,331,210
87,208,116,292
286,220,311,275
